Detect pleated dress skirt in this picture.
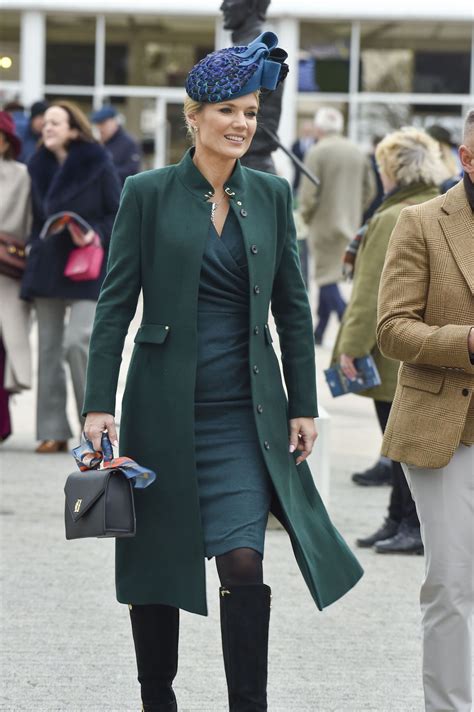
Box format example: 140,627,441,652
194,211,272,558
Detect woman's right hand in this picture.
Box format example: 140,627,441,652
84,412,118,452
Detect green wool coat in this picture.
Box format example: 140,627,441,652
332,183,439,402
83,149,363,615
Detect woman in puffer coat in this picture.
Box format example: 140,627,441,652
21,100,120,452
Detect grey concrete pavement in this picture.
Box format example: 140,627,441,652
0,306,425,712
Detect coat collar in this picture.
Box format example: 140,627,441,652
378,182,438,214
441,178,471,216
439,178,474,295
175,147,246,205
29,140,110,210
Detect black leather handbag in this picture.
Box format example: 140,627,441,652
64,462,136,540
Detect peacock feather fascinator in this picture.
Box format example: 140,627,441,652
185,32,288,104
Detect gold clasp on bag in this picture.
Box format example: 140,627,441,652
74,498,82,513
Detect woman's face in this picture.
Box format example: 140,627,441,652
42,106,78,154
190,94,258,161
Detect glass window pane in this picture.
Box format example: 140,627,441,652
360,21,471,94
0,11,21,83
46,14,96,86
299,21,351,93
105,15,214,87
44,95,94,117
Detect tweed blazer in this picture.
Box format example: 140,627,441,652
377,180,474,468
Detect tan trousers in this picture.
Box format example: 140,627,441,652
402,445,474,712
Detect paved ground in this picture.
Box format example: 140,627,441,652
0,302,426,711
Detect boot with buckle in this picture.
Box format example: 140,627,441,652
220,584,271,712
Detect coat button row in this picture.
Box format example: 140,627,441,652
250,244,258,255
462,388,470,397
254,326,259,335
254,285,260,294
264,441,270,450
257,404,264,414
253,365,259,374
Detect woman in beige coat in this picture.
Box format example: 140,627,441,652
332,128,444,554
0,111,32,440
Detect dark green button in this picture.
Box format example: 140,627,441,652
264,441,270,450
251,244,258,254
257,404,263,413
253,365,259,374
254,285,260,295
240,208,248,217
254,326,259,335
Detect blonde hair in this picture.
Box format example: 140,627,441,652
375,127,445,188
182,91,261,144
183,95,204,141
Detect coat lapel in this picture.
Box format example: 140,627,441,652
439,182,474,295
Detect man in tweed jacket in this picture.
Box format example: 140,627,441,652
377,109,474,712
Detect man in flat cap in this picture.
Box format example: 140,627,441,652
91,105,141,185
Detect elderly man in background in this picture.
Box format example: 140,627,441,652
377,109,474,712
90,105,141,185
298,107,375,345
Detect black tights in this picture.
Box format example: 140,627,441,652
216,547,263,587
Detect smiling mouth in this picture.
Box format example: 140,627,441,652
224,135,245,143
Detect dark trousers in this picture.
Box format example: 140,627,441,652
0,338,11,440
314,283,346,340
374,400,419,528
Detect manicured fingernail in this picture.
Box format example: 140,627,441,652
289,444,296,453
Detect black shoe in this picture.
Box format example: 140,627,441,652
314,333,323,346
352,460,392,486
129,603,179,712
220,584,271,712
356,517,399,548
374,522,424,555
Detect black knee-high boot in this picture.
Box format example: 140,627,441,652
129,603,179,712
219,584,271,712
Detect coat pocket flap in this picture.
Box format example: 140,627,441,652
134,323,170,344
64,470,111,522
399,363,445,393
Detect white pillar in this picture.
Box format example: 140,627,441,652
93,15,106,110
214,18,232,51
154,96,167,169
273,17,299,152
348,21,361,143
20,11,46,107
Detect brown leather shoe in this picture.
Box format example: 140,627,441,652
35,440,68,454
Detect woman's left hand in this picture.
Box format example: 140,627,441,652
68,224,96,247
289,417,318,466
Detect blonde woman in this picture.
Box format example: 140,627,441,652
332,128,444,554
83,33,362,711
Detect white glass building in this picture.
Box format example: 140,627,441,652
1,0,473,171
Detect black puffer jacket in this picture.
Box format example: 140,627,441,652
21,140,121,301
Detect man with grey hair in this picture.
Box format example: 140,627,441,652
377,109,474,711
298,107,375,344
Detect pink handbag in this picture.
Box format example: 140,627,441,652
64,235,104,282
